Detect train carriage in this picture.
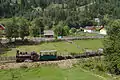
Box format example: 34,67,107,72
39,50,57,61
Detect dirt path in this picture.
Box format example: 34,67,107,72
0,59,78,70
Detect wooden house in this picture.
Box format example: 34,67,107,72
44,30,54,38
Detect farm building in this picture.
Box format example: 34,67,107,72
100,28,107,35
84,26,96,33
0,24,5,37
0,24,5,30
44,30,54,38
99,26,107,35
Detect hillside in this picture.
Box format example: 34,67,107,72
0,60,104,80
0,0,120,27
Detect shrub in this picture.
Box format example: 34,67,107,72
33,63,41,68
95,63,105,72
70,28,77,34
20,64,28,69
78,58,106,72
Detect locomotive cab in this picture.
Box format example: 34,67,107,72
16,50,39,62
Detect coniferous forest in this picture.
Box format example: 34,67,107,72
0,0,120,28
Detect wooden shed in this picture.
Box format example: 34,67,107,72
44,30,54,38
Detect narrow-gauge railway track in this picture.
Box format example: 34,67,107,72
0,56,104,70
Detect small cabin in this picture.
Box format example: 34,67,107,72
44,30,54,38
99,26,107,35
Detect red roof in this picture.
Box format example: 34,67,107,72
0,24,5,30
85,26,96,30
85,26,104,31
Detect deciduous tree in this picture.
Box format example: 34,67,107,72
31,18,45,37
18,17,30,40
104,19,120,74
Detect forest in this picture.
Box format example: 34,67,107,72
0,0,120,28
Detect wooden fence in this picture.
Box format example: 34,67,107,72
0,56,16,63
31,36,104,43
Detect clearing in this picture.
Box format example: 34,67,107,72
3,39,103,56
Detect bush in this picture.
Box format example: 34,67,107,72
78,58,106,72
95,63,105,72
33,63,41,68
70,53,76,56
54,35,58,40
70,28,77,34
20,64,28,69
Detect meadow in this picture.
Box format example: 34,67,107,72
0,65,103,80
3,39,103,56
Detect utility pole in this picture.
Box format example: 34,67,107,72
39,27,41,38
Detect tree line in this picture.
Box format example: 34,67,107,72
3,17,43,41
104,19,120,75
3,17,74,41
0,0,120,28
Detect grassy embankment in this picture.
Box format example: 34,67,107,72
0,65,104,80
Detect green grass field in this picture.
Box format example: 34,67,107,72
0,66,103,80
3,39,103,56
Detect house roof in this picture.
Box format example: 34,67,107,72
0,24,5,30
85,26,96,30
40,50,57,53
84,26,105,31
44,30,54,36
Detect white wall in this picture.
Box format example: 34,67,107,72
100,29,107,35
84,30,93,33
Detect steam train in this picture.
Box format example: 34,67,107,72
16,49,103,62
